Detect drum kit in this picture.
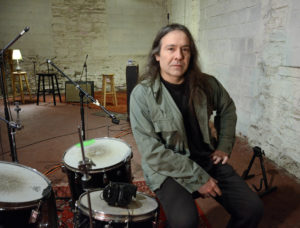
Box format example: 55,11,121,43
1,35,159,227
0,135,159,228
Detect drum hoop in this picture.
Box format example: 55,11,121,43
0,161,52,209
0,200,42,210
63,153,132,174
62,137,132,173
77,190,158,223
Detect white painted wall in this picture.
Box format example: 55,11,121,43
196,0,300,178
0,0,168,91
167,0,201,42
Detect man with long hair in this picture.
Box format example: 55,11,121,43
130,23,263,228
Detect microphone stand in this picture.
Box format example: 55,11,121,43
79,55,88,140
0,105,22,162
0,26,30,162
77,126,94,228
47,60,119,140
79,54,88,82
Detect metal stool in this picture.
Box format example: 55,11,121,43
101,74,118,107
11,71,33,104
36,73,61,105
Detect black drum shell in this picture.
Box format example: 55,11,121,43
0,161,58,228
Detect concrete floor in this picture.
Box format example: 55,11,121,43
0,98,300,228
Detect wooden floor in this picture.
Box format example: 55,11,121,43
0,93,300,227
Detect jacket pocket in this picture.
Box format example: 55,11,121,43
152,118,184,153
153,118,176,133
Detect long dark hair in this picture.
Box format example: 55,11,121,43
141,23,212,111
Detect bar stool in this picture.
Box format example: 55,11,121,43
101,74,118,107
11,71,33,104
36,73,61,105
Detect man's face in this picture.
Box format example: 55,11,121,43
155,30,191,84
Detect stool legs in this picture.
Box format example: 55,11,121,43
36,73,61,105
102,74,118,107
50,75,56,105
18,75,24,104
102,76,107,107
54,75,62,102
42,75,46,102
37,75,41,105
111,78,118,106
12,72,33,104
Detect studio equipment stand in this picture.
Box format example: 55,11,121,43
242,146,277,197
47,59,119,140
0,26,29,162
0,102,23,159
74,126,94,228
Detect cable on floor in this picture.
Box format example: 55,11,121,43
43,164,62,176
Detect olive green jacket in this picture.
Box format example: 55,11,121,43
130,74,237,193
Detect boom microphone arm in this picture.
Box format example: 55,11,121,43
47,59,120,126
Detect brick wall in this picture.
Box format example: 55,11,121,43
0,0,167,92
197,0,300,178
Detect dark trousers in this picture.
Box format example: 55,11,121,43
155,164,264,228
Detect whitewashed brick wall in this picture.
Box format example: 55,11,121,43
0,0,167,92
197,0,300,178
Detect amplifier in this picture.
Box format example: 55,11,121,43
65,81,94,102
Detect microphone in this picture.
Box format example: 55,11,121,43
83,54,88,67
20,26,30,36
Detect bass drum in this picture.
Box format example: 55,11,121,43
62,137,133,206
0,161,58,228
75,190,159,228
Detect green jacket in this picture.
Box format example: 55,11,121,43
130,74,237,193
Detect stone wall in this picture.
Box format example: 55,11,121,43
0,0,168,92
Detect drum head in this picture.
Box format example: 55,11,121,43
63,138,132,172
0,161,51,208
78,190,158,223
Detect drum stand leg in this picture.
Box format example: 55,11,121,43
73,205,82,228
73,204,94,228
154,209,159,228
242,146,277,197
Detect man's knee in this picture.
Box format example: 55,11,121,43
167,208,199,228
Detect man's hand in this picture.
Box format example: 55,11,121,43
198,178,222,198
210,150,229,165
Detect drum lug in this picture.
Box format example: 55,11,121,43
125,162,133,182
73,203,80,228
29,201,42,224
61,165,67,173
103,173,109,185
104,221,113,228
116,170,122,177
74,173,80,183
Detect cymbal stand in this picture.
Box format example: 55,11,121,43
242,146,277,197
77,126,94,228
0,26,29,162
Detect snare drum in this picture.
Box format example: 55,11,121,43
62,137,133,205
0,161,58,228
76,190,158,228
